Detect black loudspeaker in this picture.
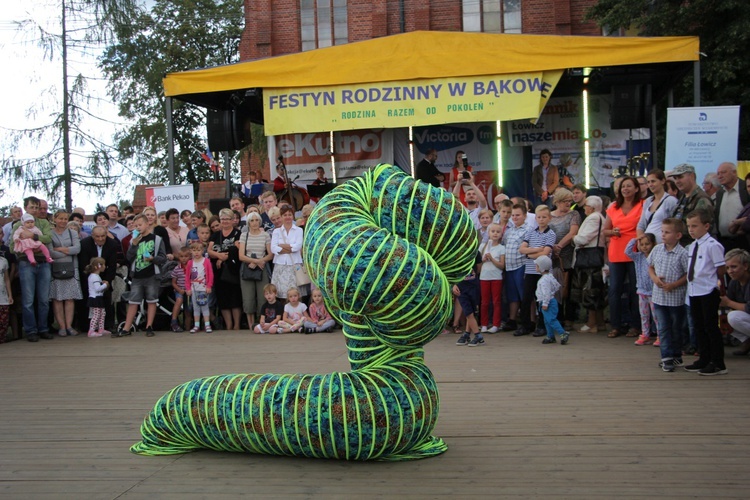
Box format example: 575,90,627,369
207,109,251,152
610,84,651,130
208,198,231,215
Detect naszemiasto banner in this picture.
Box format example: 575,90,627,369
507,95,650,189
263,71,563,135
267,129,394,185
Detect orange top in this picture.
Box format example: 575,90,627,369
606,200,644,263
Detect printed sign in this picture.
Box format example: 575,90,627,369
145,185,195,223
665,106,740,183
263,71,563,135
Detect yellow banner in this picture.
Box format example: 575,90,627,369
263,70,563,135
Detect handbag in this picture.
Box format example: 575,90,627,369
242,254,263,281
220,261,240,285
294,263,311,286
574,218,604,269
52,261,75,280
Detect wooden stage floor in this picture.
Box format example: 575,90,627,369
1,328,749,499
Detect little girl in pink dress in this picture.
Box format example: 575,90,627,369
14,214,54,265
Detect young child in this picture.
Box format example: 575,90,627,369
477,209,493,245
13,214,54,265
278,287,307,333
0,252,13,344
647,218,688,372
479,223,506,333
683,209,727,376
535,255,569,345
186,242,214,333
196,223,212,249
515,205,556,337
303,288,335,333
85,257,109,337
118,214,167,338
493,199,514,231
254,283,284,334
455,251,484,347
170,247,191,332
625,233,657,346
501,204,528,332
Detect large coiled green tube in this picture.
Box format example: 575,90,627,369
130,164,477,461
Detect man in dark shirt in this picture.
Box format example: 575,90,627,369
415,149,445,188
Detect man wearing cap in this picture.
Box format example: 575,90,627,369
714,162,749,252
670,163,714,246
10,196,53,342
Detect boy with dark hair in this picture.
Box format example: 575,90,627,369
683,209,728,375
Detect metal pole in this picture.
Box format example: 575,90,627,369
651,103,658,170
165,97,175,185
694,61,701,106
225,151,232,197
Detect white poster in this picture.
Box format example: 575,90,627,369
507,95,650,189
268,129,394,186
665,106,740,183
146,185,195,223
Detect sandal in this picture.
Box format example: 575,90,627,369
625,328,640,338
453,325,463,335
607,329,622,338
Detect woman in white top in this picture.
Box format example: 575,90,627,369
636,169,678,244
270,204,306,300
571,196,607,332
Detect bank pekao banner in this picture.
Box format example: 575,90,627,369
263,71,563,135
145,185,195,224
267,129,394,186
665,106,740,183
507,94,650,189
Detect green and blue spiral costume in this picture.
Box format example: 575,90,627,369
130,164,477,461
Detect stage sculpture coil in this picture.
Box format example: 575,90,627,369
130,164,477,461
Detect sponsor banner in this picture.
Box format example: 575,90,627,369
147,185,195,223
267,129,394,185
665,106,740,183
508,95,650,188
263,71,563,135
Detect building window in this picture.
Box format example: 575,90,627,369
301,0,348,52
463,0,522,34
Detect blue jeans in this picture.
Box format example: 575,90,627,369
19,260,51,335
541,298,565,338
608,261,640,332
653,304,686,360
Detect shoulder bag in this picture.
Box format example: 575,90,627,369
241,232,264,281
574,218,604,269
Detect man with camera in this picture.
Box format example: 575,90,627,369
452,171,487,229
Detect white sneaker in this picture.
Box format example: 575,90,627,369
480,326,488,333
488,326,499,333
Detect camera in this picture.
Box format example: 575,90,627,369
462,154,468,167
462,171,471,180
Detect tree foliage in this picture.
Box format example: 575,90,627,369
100,0,245,189
587,0,750,158
0,0,140,211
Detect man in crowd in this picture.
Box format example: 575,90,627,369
37,199,51,221
2,206,22,246
11,197,53,342
77,226,119,333
453,172,487,229
714,161,749,252
671,163,714,246
105,204,130,241
415,149,445,188
703,173,721,201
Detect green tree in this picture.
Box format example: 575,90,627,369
100,0,245,190
587,0,750,158
0,0,139,211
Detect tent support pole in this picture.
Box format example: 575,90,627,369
693,61,700,106
651,103,658,170
166,97,175,185
225,151,232,197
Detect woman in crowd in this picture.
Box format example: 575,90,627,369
531,149,559,208
448,150,473,205
49,210,83,337
270,204,306,302
238,212,273,328
637,169,677,244
572,196,607,332
165,208,189,256
267,206,282,230
180,209,193,230
603,176,643,338
548,188,581,326
208,215,221,234
207,208,243,330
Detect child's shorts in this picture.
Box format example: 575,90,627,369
128,277,160,304
456,278,479,317
505,267,524,302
